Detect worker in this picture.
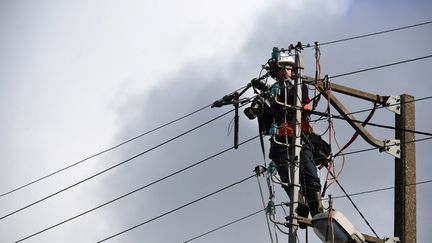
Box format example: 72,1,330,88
256,49,324,217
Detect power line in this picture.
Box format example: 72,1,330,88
330,179,432,200
183,209,263,243
309,109,432,137
0,108,236,221
308,95,432,125
329,54,432,79
325,169,380,238
95,174,256,243
13,136,432,242
12,135,259,242
7,40,432,240
0,104,210,198
314,20,432,47
338,136,432,157
1,84,251,199
98,137,432,243
4,50,429,202
7,19,428,199
183,179,432,243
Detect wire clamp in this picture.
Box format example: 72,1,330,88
254,165,267,176
380,139,401,158
384,95,401,115
384,237,400,243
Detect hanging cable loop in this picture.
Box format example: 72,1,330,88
313,41,322,111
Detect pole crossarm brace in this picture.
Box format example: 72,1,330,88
303,76,387,150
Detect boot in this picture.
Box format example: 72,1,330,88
307,191,324,217
296,194,309,218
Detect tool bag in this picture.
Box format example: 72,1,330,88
307,133,331,166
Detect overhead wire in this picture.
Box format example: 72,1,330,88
0,104,211,199
325,169,380,238
8,76,430,226
182,23,432,241
256,176,276,243
183,209,264,243
330,178,432,200
16,131,432,241
12,135,259,242
305,20,432,47
262,53,432,237
182,179,432,243
0,108,241,221
12,137,432,242
258,57,432,238
6,49,428,205
0,84,251,199
8,20,432,241
313,95,432,122
310,109,432,137
337,136,432,157
307,93,432,138
268,137,432,239
329,54,432,79
94,174,256,243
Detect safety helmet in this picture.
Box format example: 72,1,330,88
277,52,295,66
268,47,295,78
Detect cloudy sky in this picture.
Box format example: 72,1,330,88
1,0,431,243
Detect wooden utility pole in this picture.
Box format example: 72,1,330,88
394,94,416,243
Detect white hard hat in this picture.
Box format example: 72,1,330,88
277,52,295,66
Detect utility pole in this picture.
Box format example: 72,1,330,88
394,94,416,243
288,47,302,243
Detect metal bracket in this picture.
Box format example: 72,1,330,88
383,237,400,243
384,95,401,115
380,139,401,158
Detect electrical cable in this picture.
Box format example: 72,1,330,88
7,22,432,240
310,109,432,137
9,80,429,228
0,83,252,199
183,209,264,243
182,179,432,243
8,48,432,241
0,104,211,199
311,96,432,122
256,175,276,243
12,135,259,242
95,174,256,243
306,20,432,47
329,179,432,200
329,54,432,79
336,136,432,157
325,169,380,238
322,102,378,194
309,95,432,124
305,94,432,137
0,108,239,221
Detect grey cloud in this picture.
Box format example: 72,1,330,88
86,1,432,243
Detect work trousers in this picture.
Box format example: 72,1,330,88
269,140,321,198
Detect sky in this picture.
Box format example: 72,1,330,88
0,0,431,243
